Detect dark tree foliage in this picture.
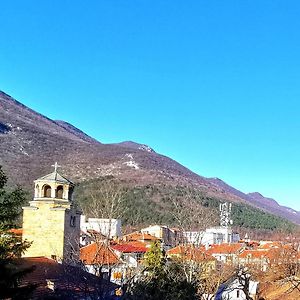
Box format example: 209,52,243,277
125,241,199,300
0,165,35,299
75,177,296,233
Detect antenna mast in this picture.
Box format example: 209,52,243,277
219,202,233,228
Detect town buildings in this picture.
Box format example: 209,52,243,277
17,165,300,299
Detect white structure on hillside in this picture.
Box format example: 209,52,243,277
80,215,122,239
183,202,240,245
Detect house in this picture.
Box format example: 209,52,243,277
215,277,259,300
80,242,123,284
167,245,216,276
206,243,244,264
122,231,158,246
80,229,108,246
141,225,181,247
238,249,272,271
183,227,240,246
80,215,122,239
80,241,149,284
111,243,148,267
17,256,120,299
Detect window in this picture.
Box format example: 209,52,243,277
237,290,240,298
56,186,63,199
43,185,52,198
70,216,76,227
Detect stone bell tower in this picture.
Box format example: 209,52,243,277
22,163,81,263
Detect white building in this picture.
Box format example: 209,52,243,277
215,277,259,300
80,215,122,239
183,227,240,246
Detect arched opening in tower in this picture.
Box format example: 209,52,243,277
56,186,64,199
43,185,52,198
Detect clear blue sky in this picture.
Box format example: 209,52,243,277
1,1,300,209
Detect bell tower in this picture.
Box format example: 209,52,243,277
22,163,81,263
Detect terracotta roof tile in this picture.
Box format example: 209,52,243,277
238,249,271,259
111,243,148,253
206,243,244,255
9,228,23,236
167,245,215,262
80,243,121,265
122,232,158,241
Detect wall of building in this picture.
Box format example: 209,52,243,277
22,201,66,259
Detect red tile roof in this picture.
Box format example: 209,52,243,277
238,249,271,259
9,228,23,236
122,231,158,242
167,245,215,262
207,243,244,255
258,242,282,249
111,243,148,253
126,241,150,248
80,243,121,265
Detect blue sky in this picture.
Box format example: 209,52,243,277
1,1,300,209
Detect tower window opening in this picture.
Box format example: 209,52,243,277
70,216,76,227
68,187,74,200
43,185,52,198
56,186,64,199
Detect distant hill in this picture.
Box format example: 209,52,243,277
0,90,299,230
207,177,300,225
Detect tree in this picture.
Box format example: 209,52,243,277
171,188,218,245
0,165,35,299
125,241,199,300
80,177,128,241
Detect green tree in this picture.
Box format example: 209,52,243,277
143,240,165,274
125,241,199,300
0,165,35,299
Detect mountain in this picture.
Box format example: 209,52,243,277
0,90,299,228
207,178,300,225
0,90,237,199
247,192,300,225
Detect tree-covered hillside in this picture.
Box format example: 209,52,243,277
74,177,296,233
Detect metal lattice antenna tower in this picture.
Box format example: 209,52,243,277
219,202,233,228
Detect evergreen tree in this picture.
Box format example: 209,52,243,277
143,240,165,274
0,165,35,299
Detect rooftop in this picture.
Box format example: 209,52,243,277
80,243,121,265
207,243,244,255
15,257,118,299
35,171,73,184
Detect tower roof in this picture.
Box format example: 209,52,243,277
35,171,74,185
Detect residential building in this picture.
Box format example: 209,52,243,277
183,227,240,246
80,242,123,284
17,256,118,299
206,243,245,264
141,225,181,247
81,215,122,239
122,231,158,246
215,277,259,300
